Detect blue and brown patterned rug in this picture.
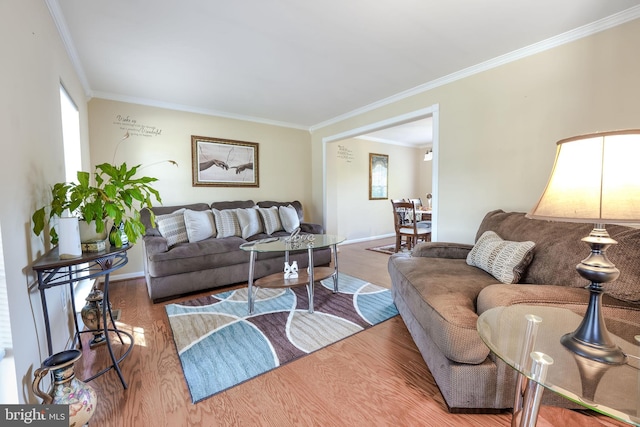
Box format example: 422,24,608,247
165,274,398,403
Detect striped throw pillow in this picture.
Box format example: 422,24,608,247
466,231,535,284
258,206,283,235
156,209,188,247
212,208,241,238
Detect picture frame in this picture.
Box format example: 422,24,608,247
369,153,388,200
191,136,259,187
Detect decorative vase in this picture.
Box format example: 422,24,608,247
32,349,97,427
80,289,107,348
79,219,109,243
109,221,128,248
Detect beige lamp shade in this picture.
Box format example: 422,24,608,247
528,130,640,224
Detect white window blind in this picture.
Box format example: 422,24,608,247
0,224,12,357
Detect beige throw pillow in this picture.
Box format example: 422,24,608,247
183,209,216,243
466,231,535,284
278,205,300,233
156,208,188,247
236,207,263,239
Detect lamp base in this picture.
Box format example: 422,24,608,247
560,225,627,365
560,332,626,365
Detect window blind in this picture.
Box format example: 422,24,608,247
0,226,11,357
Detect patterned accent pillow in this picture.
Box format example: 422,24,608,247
236,207,263,239
156,209,188,247
466,231,535,284
183,209,216,243
278,204,300,233
258,206,283,235
212,208,242,238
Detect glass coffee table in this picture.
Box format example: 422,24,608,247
240,234,345,314
477,305,640,426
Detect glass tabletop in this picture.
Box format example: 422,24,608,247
239,234,345,253
477,305,640,426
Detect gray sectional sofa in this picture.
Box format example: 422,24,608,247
141,200,331,302
389,209,640,412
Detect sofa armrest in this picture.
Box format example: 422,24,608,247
411,242,473,259
142,236,169,255
300,222,324,234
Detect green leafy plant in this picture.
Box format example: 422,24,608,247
33,162,162,246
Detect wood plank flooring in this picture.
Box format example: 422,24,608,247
75,238,626,426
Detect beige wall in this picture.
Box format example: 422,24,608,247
312,18,640,244
88,99,313,276
326,138,431,240
1,0,91,403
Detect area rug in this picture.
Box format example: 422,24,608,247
366,243,406,255
165,274,398,403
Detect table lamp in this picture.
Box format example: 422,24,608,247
527,129,640,365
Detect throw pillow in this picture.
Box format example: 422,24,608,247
466,230,535,284
258,206,283,235
212,208,242,238
278,204,300,233
183,209,216,243
156,208,188,247
236,207,263,239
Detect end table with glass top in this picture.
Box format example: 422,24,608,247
477,304,640,426
239,234,345,314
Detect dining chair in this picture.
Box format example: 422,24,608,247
408,198,422,207
392,201,431,252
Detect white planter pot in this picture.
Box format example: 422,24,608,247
78,220,109,243
58,217,82,259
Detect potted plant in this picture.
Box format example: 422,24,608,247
33,162,162,247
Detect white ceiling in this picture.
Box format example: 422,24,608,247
51,0,640,144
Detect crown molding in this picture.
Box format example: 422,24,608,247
310,6,640,133
91,91,310,131
45,0,92,98
47,0,640,133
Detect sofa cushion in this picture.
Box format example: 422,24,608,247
258,201,304,220
156,209,188,247
236,207,263,239
258,206,283,234
476,210,640,302
466,231,535,284
143,203,210,237
183,209,216,243
389,254,497,364
279,204,300,233
210,200,256,211
212,208,241,238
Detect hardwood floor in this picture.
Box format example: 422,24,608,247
76,238,625,426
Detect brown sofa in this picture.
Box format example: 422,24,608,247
388,209,640,412
141,200,331,302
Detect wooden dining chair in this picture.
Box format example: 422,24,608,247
391,201,431,252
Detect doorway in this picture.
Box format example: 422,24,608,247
322,105,439,242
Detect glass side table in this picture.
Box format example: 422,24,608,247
477,305,640,426
240,234,345,314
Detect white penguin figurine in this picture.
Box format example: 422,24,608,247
284,262,292,279
290,261,299,279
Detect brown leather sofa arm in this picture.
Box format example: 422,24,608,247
410,242,474,259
